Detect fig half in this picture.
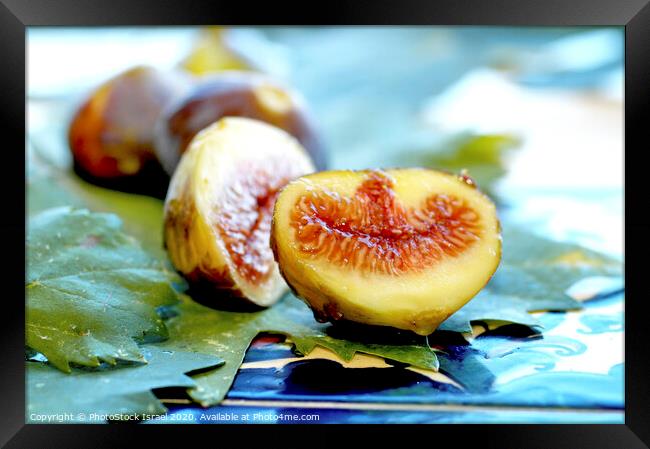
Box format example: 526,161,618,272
271,169,501,335
164,117,315,306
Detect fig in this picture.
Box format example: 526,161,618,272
164,117,315,307
68,66,190,196
271,168,501,335
154,71,326,175
181,27,252,75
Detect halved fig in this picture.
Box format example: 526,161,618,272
164,117,315,306
271,168,501,335
154,71,327,175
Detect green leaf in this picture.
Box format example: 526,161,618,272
26,207,182,372
439,291,541,333
413,133,521,197
497,224,622,307
439,225,623,332
26,347,223,422
28,156,168,257
159,294,439,407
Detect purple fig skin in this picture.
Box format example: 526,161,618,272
154,71,327,175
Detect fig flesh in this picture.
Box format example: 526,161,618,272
154,71,326,175
164,117,315,306
271,169,501,335
68,66,190,196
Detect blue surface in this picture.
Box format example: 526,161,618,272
221,294,624,409
159,290,624,423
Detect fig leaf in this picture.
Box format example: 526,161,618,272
28,158,167,258
26,207,182,372
439,292,541,333
440,225,623,332
419,133,521,197
26,347,223,422
159,294,440,407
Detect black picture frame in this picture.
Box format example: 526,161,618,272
5,0,648,446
